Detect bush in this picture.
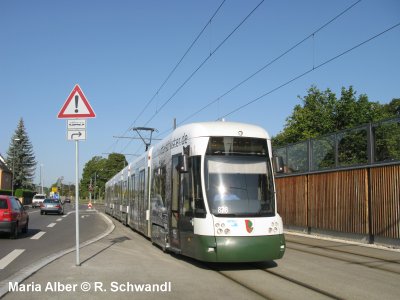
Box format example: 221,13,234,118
0,189,12,196
14,189,35,198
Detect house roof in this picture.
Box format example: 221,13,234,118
0,154,11,173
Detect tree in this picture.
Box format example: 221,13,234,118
6,118,36,190
80,156,106,199
272,86,387,147
382,98,400,116
103,153,127,180
80,153,126,199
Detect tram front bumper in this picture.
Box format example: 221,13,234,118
195,234,285,262
214,234,285,262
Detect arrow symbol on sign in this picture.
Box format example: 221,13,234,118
71,131,82,139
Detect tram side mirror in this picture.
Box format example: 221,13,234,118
179,154,189,173
183,154,189,172
194,198,206,218
179,145,190,173
273,156,285,173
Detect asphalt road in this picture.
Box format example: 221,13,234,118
0,204,108,282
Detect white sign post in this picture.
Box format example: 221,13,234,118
58,84,95,266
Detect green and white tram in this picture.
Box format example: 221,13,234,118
105,121,285,262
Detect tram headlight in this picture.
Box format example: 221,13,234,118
215,223,220,228
221,223,225,228
217,228,223,234
224,228,230,235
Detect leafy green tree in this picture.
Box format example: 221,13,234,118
273,86,387,147
103,153,127,179
6,118,36,189
80,153,126,199
382,98,400,117
80,156,106,199
272,86,400,171
273,86,337,145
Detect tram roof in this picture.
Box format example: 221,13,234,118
168,121,270,140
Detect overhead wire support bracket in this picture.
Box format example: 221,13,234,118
131,127,158,151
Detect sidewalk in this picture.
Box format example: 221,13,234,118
1,212,262,300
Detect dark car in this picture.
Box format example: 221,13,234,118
0,195,29,239
40,199,64,215
64,198,71,203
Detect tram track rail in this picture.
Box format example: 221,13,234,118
286,239,400,276
206,261,342,300
213,270,273,300
203,238,400,299
258,267,342,300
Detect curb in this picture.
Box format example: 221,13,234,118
0,211,115,298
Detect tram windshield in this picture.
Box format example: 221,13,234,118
205,155,275,217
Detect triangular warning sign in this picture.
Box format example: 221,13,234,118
58,84,96,119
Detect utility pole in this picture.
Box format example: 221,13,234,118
11,138,20,196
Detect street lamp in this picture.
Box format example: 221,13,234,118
40,164,44,194
11,138,20,196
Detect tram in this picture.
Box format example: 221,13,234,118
105,121,285,262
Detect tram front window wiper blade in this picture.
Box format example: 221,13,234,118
213,213,238,217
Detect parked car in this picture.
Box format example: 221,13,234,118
0,195,29,239
32,194,46,208
40,199,64,215
64,198,71,203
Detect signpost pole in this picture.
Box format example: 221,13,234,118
75,140,80,266
58,84,95,267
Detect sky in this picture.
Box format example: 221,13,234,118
1,0,399,188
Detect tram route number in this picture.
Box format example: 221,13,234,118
218,206,229,214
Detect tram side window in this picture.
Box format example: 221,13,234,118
180,156,205,218
181,172,192,217
192,156,206,218
139,170,145,204
118,181,122,205
130,175,135,204
152,166,166,208
122,180,127,206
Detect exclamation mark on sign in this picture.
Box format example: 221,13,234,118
75,95,79,113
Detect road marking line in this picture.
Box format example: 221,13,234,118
62,211,73,218
0,249,25,269
47,223,56,228
31,231,46,240
56,218,63,221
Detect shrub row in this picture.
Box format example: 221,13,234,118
0,189,35,198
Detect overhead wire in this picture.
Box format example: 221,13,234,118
120,0,265,154
220,21,400,119
107,2,400,158
155,0,362,137
142,0,265,127
103,0,226,156
131,0,227,126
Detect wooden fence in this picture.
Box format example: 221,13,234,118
275,164,400,241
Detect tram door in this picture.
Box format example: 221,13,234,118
179,170,195,257
171,155,195,254
170,156,181,249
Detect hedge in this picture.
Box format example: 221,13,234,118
0,189,12,196
14,189,35,198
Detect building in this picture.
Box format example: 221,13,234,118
0,154,12,190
